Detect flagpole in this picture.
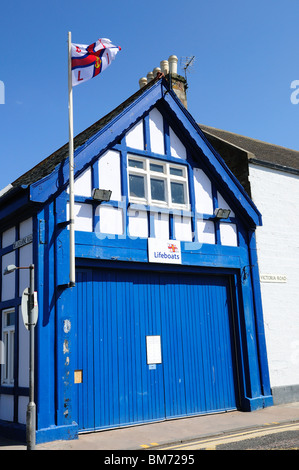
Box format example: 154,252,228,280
68,31,75,287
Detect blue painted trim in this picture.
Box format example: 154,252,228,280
120,142,129,237
0,190,30,222
149,211,155,238
241,395,273,411
0,385,28,396
187,154,196,242
36,423,78,444
247,230,272,398
0,297,21,310
163,118,171,156
0,420,26,443
36,203,57,431
71,230,246,269
212,184,220,244
143,114,151,152
13,224,20,422
121,145,189,165
91,160,99,232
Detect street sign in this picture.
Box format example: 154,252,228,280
21,288,38,330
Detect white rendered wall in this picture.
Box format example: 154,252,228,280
249,164,299,388
125,120,144,150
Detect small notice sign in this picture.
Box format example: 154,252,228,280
260,274,287,283
13,234,33,250
148,239,182,264
146,335,162,365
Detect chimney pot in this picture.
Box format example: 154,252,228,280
168,55,178,75
147,71,154,83
139,77,148,88
152,67,161,77
160,60,169,75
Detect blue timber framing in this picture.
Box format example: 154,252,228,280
0,76,273,444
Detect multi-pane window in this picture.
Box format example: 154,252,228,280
128,156,189,209
1,309,15,386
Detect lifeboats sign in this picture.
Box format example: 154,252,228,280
148,239,182,264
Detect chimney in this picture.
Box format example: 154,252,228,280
167,55,188,109
138,55,188,109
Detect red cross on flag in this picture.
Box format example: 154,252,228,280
71,38,121,86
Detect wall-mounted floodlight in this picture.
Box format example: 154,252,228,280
92,188,112,202
214,208,231,219
3,264,17,275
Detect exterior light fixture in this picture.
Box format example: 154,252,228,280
3,264,17,275
92,188,112,202
214,208,231,219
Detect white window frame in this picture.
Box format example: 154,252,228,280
128,155,190,210
1,308,15,386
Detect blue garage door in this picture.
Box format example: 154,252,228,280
73,268,239,432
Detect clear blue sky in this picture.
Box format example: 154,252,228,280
1,0,299,191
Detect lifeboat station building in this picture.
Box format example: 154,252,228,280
0,75,273,443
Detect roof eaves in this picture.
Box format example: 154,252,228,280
248,157,299,176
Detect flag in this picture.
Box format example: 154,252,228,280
71,38,121,86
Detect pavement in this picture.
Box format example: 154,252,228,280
1,401,299,450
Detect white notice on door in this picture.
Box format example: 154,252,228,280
146,335,162,364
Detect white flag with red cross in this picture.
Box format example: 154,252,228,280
71,38,121,86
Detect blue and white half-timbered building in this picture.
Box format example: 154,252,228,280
0,75,273,443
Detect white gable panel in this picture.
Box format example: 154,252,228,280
67,168,92,197
18,396,28,425
193,168,214,214
74,168,92,197
174,215,192,241
154,212,169,239
125,120,144,150
1,251,15,301
217,192,235,217
19,218,33,238
19,243,32,296
128,209,148,238
170,127,186,159
2,227,15,248
98,150,121,201
149,108,165,154
0,395,14,422
197,220,215,244
67,202,93,232
220,223,238,247
97,206,123,235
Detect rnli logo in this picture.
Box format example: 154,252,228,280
168,244,178,253
95,57,101,69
